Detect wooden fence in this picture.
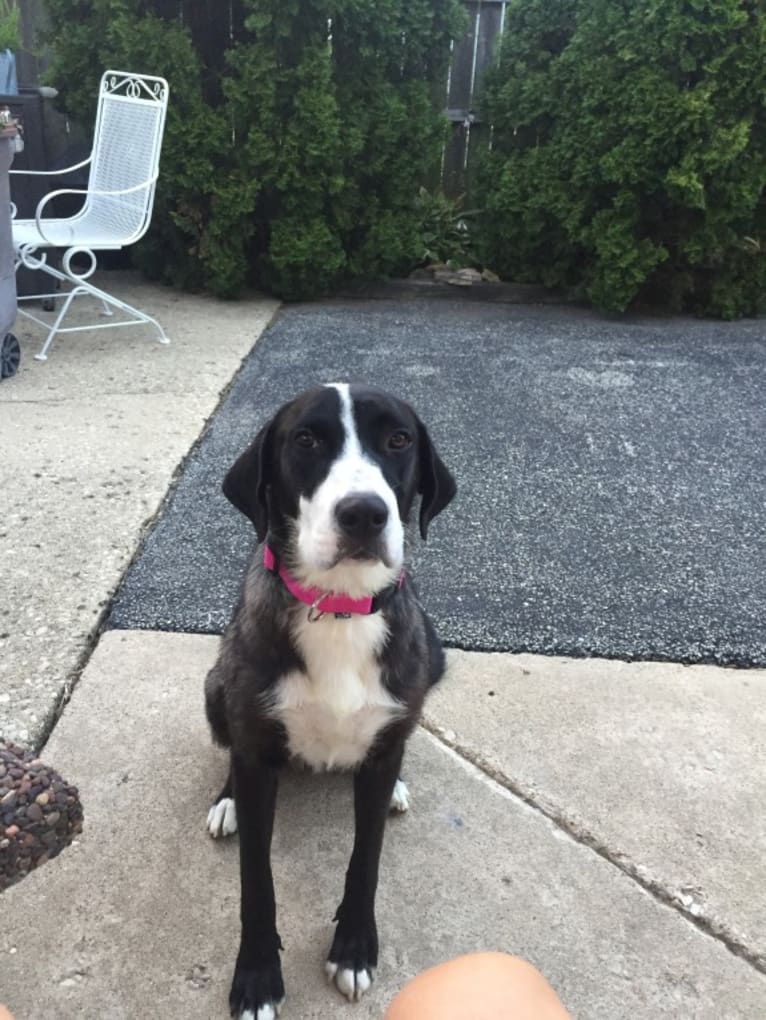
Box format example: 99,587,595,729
15,0,506,196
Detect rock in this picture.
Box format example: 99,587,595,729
35,792,50,807
481,268,501,283
26,803,43,823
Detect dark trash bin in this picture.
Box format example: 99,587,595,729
0,131,19,379
0,88,56,301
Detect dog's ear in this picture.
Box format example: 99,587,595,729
417,419,457,539
222,419,276,541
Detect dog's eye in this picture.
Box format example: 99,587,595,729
387,430,412,451
294,429,319,449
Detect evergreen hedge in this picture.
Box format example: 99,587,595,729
43,0,463,298
477,0,766,318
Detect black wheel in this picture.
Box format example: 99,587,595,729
1,332,21,379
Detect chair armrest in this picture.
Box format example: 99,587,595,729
45,177,158,200
9,155,93,178
27,177,159,245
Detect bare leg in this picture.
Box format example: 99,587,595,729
384,953,572,1020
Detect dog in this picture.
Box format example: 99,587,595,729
204,382,456,1019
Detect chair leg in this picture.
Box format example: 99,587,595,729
75,276,170,344
14,249,171,361
35,286,85,361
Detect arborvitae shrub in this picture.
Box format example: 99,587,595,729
476,0,766,318
43,0,463,298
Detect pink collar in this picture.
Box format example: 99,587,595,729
263,545,404,619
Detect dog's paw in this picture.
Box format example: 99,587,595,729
326,923,378,1002
229,957,284,1020
238,1004,283,1020
325,960,374,1002
207,796,238,838
389,778,410,813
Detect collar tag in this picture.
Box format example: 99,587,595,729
307,594,327,623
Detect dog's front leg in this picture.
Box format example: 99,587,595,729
326,740,405,1002
229,751,284,1020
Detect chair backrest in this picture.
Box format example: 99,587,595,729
85,70,169,244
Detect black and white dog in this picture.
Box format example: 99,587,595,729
204,382,456,1019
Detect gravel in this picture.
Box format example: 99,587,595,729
0,742,83,891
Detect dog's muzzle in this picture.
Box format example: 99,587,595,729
334,493,389,560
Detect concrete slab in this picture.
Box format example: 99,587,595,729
0,274,278,746
425,651,766,967
1,630,764,1019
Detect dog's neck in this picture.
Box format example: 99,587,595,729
262,544,404,620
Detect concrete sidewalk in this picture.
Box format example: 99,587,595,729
0,274,277,746
2,281,765,1019
2,631,765,1019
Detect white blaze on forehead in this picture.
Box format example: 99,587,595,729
292,382,404,591
331,381,362,461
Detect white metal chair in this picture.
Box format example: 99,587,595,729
10,70,170,361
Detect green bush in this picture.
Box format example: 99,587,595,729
476,0,766,318
0,0,20,51
414,187,479,266
42,0,463,299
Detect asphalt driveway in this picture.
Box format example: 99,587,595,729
109,295,766,666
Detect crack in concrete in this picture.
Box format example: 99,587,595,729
419,717,766,977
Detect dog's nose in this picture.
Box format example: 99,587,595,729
335,493,389,538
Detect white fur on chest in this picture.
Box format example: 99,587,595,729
273,610,403,771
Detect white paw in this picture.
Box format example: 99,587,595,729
325,961,374,1002
206,796,238,838
239,1000,284,1020
390,779,410,813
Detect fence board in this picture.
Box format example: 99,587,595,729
474,1,504,101
447,3,478,112
230,0,249,45
442,122,468,196
16,0,46,87
442,0,507,197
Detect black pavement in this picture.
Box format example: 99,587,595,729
108,296,766,666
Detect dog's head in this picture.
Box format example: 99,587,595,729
223,383,456,595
